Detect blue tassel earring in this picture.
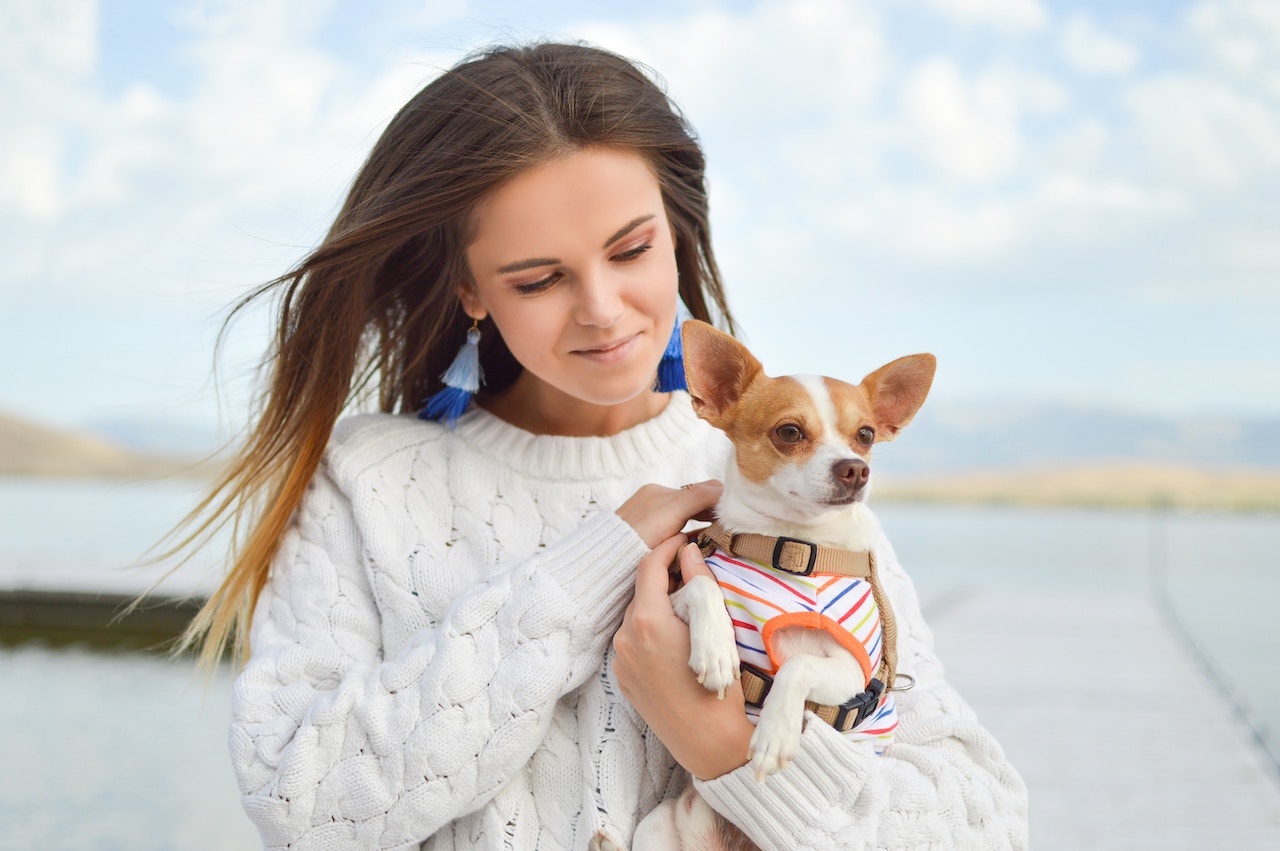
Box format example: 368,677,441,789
655,301,691,393
418,318,483,428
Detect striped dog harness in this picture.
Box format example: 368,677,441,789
696,523,901,747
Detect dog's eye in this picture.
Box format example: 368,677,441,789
775,424,804,444
856,426,875,446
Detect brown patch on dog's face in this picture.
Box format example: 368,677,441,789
824,377,879,458
721,375,827,484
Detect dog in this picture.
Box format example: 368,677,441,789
594,320,935,851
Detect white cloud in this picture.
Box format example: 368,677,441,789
924,0,1047,34
879,189,1020,258
0,0,462,305
0,0,96,82
1,128,64,220
0,0,97,222
1059,14,1140,76
1036,173,1185,216
902,59,1025,184
1187,0,1280,98
1188,0,1280,71
1126,75,1280,190
572,0,890,131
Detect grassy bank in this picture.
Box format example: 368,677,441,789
876,463,1280,512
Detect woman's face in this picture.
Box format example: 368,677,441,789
462,147,680,433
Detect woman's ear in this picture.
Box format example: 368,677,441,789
456,285,487,321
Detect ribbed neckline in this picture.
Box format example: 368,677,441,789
451,391,702,481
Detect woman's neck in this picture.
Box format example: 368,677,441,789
477,372,669,437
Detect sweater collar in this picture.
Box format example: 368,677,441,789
452,391,705,481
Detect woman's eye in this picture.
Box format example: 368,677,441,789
514,273,560,294
613,243,652,262
856,426,875,446
775,424,804,444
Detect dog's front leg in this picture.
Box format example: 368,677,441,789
671,575,739,698
749,650,861,780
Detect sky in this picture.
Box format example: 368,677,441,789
3,0,1279,447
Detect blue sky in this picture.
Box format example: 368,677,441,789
4,0,1279,444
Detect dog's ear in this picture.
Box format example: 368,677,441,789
861,353,936,441
681,320,763,427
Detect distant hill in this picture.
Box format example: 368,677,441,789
86,416,226,456
0,411,217,479
869,402,1280,511
873,402,1280,475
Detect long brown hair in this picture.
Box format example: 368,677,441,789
172,42,736,668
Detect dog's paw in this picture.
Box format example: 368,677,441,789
590,829,627,851
747,710,802,780
682,577,740,698
688,629,739,699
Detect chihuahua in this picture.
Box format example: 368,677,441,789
595,320,935,851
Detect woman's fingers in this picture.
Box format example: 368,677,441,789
633,533,688,604
615,480,722,548
677,539,713,585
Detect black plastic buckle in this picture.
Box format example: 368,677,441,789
834,678,885,731
771,536,819,575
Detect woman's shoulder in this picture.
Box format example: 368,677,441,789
325,412,448,483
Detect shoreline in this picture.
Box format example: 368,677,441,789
0,589,202,651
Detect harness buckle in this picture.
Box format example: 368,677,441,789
771,536,819,575
833,678,885,731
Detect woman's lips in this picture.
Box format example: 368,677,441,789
572,333,640,364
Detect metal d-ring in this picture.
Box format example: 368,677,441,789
892,673,917,692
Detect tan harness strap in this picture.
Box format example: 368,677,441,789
696,522,873,578
740,664,886,734
867,550,898,690
701,522,901,701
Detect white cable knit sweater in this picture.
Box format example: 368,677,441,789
230,392,1028,850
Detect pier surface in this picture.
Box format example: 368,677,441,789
925,587,1280,849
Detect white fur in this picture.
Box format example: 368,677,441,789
672,575,739,699
629,355,914,850
596,786,722,851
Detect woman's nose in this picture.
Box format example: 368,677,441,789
574,271,624,327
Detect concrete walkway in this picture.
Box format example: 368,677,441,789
923,587,1280,850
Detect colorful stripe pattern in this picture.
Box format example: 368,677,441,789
704,547,899,748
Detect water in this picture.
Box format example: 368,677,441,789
0,478,225,595
876,502,1280,768
1,480,1278,848
0,647,257,851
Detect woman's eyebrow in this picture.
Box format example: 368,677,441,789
495,214,658,274
497,256,558,274
603,214,656,248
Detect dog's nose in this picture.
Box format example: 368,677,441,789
833,458,870,490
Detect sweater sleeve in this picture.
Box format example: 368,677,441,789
691,533,1029,850
229,453,650,849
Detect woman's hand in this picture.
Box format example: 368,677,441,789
612,534,755,780
614,481,722,549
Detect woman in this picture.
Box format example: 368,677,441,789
181,42,1027,849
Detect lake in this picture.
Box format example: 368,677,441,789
1,478,1277,849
